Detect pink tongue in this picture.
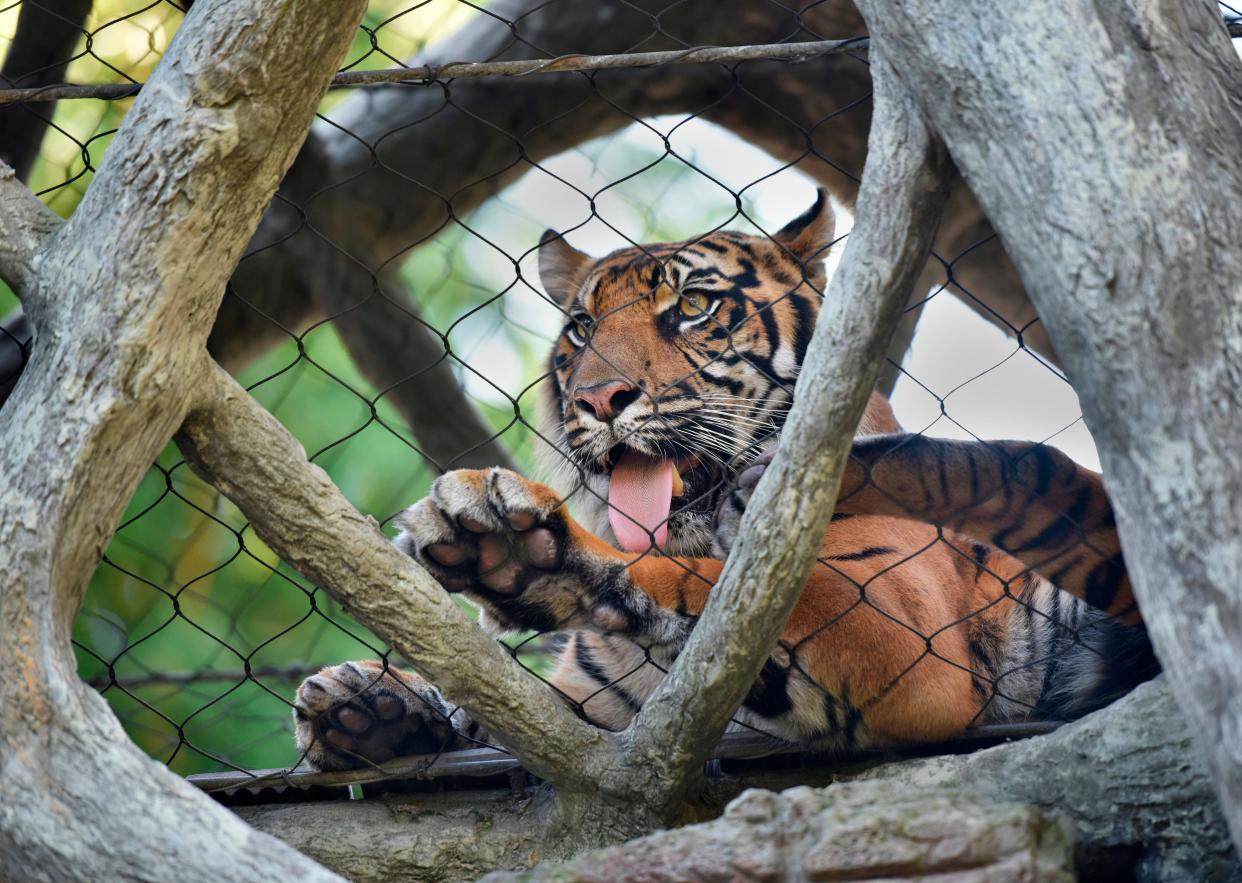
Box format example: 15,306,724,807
608,450,674,553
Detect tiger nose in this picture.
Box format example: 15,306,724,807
573,380,640,423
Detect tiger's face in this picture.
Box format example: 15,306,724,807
537,191,837,556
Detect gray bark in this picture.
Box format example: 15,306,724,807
0,1,367,880
483,782,1076,883
618,50,950,818
0,161,60,296
237,789,556,883
859,679,1240,882
854,0,1242,856
245,782,1076,883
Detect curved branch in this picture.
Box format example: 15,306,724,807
622,52,951,811
0,160,61,300
177,361,623,794
0,2,368,879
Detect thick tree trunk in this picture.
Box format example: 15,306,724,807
859,680,1240,882
0,2,367,880
855,0,1242,856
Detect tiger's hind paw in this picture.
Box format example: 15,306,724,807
293,660,460,772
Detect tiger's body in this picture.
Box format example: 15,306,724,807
294,192,1157,772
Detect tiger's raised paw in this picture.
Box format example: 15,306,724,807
711,449,777,557
394,467,569,597
395,467,651,636
294,660,460,771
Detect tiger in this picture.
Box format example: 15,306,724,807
292,191,1158,772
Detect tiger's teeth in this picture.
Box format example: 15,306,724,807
671,467,685,497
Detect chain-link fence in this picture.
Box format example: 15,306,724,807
3,0,1223,794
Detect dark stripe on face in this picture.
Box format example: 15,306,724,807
788,291,817,371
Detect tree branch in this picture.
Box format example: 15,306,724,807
0,1,369,879
855,0,1242,856
858,679,1240,880
0,36,872,104
0,159,61,301
622,52,951,812
177,361,624,794
0,0,92,181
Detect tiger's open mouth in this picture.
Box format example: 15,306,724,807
599,443,716,552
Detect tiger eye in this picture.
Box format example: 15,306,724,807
680,292,710,316
567,313,592,346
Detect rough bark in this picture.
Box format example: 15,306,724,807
0,161,61,296
483,783,1076,883
855,0,1242,855
618,51,950,818
0,0,92,181
860,679,1240,882
236,789,555,883
176,362,624,794
0,2,367,880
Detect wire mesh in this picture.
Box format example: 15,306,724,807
0,0,1201,786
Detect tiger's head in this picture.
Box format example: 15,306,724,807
537,190,895,557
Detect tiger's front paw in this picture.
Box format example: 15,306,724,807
395,468,632,634
294,660,459,772
395,467,568,595
711,449,776,557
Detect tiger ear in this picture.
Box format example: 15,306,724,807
538,230,593,305
773,188,836,263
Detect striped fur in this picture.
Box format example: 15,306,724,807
294,193,1157,771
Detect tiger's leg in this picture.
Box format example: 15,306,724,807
293,659,480,771
393,466,723,643
717,435,1138,623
